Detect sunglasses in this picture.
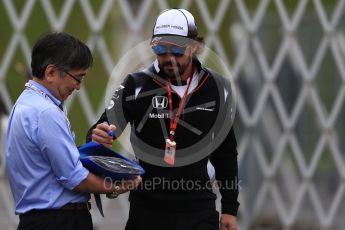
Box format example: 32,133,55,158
152,45,187,57
61,69,84,84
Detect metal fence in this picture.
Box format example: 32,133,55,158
0,0,345,229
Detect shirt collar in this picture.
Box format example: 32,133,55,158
153,59,160,73
28,80,62,107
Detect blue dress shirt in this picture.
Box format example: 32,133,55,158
6,80,90,214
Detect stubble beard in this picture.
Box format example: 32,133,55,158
160,58,189,80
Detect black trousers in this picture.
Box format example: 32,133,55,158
125,204,219,230
18,209,93,230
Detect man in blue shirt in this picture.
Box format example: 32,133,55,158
6,32,141,230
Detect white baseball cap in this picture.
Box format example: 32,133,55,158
151,9,198,45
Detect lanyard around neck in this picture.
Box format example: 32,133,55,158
25,82,49,98
166,75,193,141
25,82,63,111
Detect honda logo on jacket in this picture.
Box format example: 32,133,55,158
152,96,168,109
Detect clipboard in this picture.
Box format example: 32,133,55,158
78,141,145,181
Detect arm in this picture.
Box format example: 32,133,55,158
209,127,239,230
37,107,141,195
37,107,140,195
74,172,141,195
86,75,136,147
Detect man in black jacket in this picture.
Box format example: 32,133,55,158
87,8,239,230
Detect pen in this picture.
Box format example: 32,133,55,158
104,121,114,137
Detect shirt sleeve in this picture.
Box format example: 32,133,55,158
37,107,89,190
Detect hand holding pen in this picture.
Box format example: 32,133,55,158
91,121,116,148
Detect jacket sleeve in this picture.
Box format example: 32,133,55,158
86,75,136,142
86,110,108,142
209,126,240,216
208,72,240,216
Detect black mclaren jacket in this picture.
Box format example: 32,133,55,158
86,59,240,216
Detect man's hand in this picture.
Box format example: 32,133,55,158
220,214,237,230
106,176,142,198
118,176,142,194
91,122,116,148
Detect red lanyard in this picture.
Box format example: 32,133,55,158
166,75,193,141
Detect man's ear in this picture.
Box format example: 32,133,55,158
191,44,198,52
44,64,58,83
189,44,198,56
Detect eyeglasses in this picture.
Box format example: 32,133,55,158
62,70,84,84
152,45,187,57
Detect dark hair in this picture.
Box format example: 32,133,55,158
31,32,93,79
192,35,205,56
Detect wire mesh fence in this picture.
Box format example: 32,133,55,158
0,0,344,229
